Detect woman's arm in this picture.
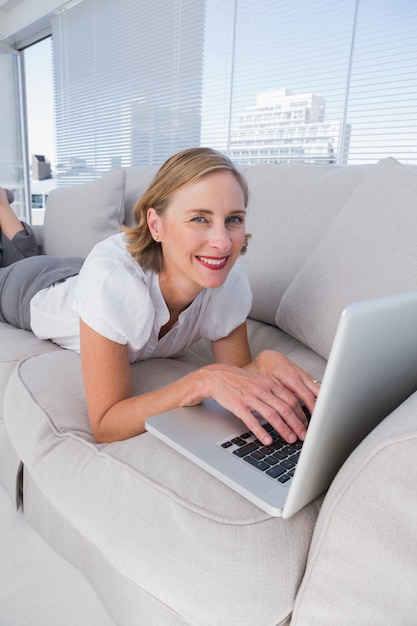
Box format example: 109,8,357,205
80,318,210,442
80,319,265,443
80,319,317,445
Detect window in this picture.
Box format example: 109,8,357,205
52,0,205,185
0,44,28,220
22,0,417,192
23,38,56,221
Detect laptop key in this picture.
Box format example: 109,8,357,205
281,444,298,456
281,459,296,470
231,437,247,447
266,465,286,478
271,450,287,461
244,456,269,471
233,442,260,458
251,450,267,460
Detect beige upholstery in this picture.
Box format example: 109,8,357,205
1,159,416,624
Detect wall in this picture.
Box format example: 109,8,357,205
0,0,67,45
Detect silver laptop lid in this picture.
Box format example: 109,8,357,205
283,289,417,517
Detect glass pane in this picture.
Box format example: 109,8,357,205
0,48,27,219
24,38,56,224
47,0,417,173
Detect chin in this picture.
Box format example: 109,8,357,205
201,274,229,289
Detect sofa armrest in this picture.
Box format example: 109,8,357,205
291,391,417,625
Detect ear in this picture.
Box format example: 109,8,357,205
147,207,162,240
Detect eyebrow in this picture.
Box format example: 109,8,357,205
183,208,246,215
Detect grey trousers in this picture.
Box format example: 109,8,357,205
0,225,84,330
0,223,39,267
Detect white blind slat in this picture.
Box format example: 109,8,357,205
51,0,417,183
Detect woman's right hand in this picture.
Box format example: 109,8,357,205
194,364,309,445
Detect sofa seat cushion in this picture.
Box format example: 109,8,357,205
277,158,417,359
291,391,417,625
4,340,324,626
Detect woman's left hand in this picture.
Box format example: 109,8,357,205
248,350,320,421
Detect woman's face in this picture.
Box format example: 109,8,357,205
147,170,247,301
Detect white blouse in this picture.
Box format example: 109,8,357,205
30,233,253,363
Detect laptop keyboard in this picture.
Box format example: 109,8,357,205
218,409,309,485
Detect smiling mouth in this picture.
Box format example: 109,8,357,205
197,255,229,269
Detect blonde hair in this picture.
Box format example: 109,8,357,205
123,147,250,272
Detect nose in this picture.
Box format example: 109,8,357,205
209,222,231,252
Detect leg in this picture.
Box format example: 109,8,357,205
0,188,25,239
0,255,84,329
0,188,39,266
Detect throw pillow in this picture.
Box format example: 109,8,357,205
43,168,125,258
241,162,367,325
276,158,417,359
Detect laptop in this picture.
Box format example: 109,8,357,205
146,290,417,518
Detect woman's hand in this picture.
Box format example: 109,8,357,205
250,349,320,409
197,363,312,446
211,324,319,445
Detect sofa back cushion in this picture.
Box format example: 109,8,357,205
241,163,371,325
276,158,417,359
123,165,159,226
43,168,125,258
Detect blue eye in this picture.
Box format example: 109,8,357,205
191,215,207,223
227,215,244,224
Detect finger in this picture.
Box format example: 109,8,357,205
281,372,320,417
238,410,275,445
243,395,307,444
266,402,307,443
307,377,321,395
266,382,310,429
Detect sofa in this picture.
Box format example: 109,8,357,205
1,156,417,625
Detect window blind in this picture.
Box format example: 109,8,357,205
346,0,417,163
51,0,417,184
52,0,205,185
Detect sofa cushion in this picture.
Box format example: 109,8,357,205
4,348,323,626
0,323,60,503
242,163,371,325
291,391,417,625
123,165,158,226
43,169,125,258
276,158,417,359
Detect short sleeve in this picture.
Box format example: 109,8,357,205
72,247,155,347
200,261,253,341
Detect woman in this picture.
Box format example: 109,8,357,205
0,148,319,445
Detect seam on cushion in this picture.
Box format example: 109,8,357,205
0,351,58,365
16,358,274,526
64,431,274,526
296,432,417,597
